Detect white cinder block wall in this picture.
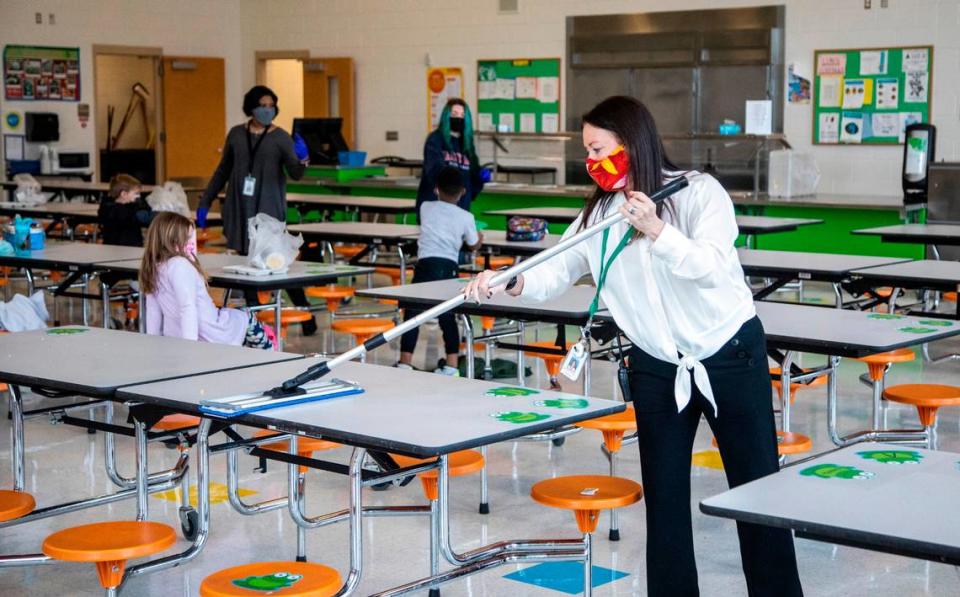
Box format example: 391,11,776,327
0,0,956,197
240,0,957,196
0,0,245,167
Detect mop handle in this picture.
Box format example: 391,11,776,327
273,176,690,392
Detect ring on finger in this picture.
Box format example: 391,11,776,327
628,206,637,215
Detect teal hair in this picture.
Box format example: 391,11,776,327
438,99,479,169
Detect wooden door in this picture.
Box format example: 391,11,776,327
161,56,225,180
302,57,355,148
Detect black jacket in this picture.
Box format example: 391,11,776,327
98,199,152,247
415,130,484,219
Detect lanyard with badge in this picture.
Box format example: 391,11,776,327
243,124,268,198
560,225,636,381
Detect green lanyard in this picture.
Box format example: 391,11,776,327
588,227,636,323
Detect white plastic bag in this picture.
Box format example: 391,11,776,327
768,150,820,198
246,213,302,270
0,291,49,332
13,174,47,205
145,181,190,216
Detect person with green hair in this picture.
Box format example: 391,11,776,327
416,98,491,221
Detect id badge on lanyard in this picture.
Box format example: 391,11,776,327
244,124,267,198
560,226,635,382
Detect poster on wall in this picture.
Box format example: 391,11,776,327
427,67,464,131
4,45,80,102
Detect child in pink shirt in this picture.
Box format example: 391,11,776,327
140,212,274,349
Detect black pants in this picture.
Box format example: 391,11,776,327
627,316,802,597
400,257,460,356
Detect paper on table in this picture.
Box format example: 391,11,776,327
515,77,537,99
537,77,559,103
818,113,840,143
871,113,899,138
744,100,772,135
496,78,515,100
819,76,842,108
876,78,899,109
478,113,495,132
840,112,863,143
860,50,887,75
902,48,929,73
541,113,559,133
478,80,496,100
842,79,865,109
817,53,846,75
898,112,923,142
519,113,536,133
498,113,515,133
905,71,928,103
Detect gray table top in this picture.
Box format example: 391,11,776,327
730,192,905,211
101,254,372,290
852,224,960,245
357,278,599,325
288,222,421,243
286,193,416,213
0,327,302,396
0,241,144,269
735,215,823,234
737,248,912,281
479,229,561,255
596,301,960,357
117,359,625,457
849,260,960,291
0,201,99,216
700,443,960,565
484,207,581,222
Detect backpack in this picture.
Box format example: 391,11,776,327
506,216,547,242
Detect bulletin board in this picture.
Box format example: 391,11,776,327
3,45,81,102
813,46,932,145
476,58,560,134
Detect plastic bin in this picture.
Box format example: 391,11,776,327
337,151,367,167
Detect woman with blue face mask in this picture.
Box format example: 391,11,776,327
198,85,317,335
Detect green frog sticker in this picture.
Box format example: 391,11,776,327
918,319,953,327
898,326,938,334
232,571,303,592
492,411,551,424
46,327,88,335
867,313,905,320
857,450,923,465
800,464,875,480
534,398,589,409
485,387,540,397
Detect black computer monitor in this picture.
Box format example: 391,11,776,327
292,118,349,165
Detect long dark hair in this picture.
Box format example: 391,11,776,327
579,96,678,230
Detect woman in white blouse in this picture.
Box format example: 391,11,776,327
466,96,803,597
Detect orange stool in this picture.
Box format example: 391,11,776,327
524,341,575,389
153,414,201,432
476,255,514,270
42,521,176,596
712,430,812,457
575,405,637,540
531,475,643,593
197,228,223,250
479,316,497,379
200,561,341,597
257,309,313,339
391,450,485,581
253,429,340,474
306,285,355,314
883,384,960,448
374,266,410,286
856,348,916,430
334,244,365,260
770,367,827,405
330,319,395,362
0,489,35,522
943,291,957,302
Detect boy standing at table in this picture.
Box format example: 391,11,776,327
397,166,483,375
98,174,153,247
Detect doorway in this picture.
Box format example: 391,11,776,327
93,45,162,184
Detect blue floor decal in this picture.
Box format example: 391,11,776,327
504,561,629,594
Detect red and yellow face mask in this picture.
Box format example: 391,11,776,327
585,145,629,192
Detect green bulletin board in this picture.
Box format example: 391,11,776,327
813,46,932,145
476,58,560,134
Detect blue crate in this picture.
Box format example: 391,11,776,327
337,151,367,167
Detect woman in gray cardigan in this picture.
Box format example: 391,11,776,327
198,85,316,334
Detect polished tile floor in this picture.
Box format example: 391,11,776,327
1,281,960,595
